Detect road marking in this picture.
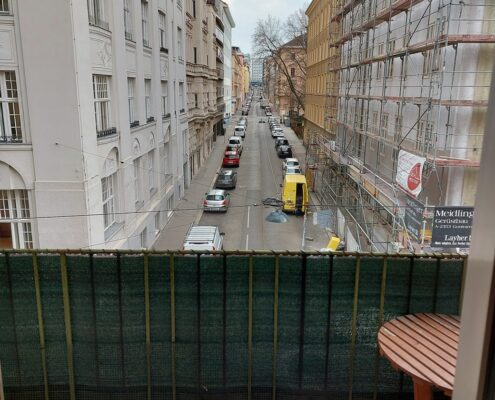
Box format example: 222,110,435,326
247,206,251,229
245,233,249,251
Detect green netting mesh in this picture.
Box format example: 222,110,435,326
0,252,462,400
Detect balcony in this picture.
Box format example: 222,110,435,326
214,26,224,45
217,103,225,113
0,135,23,144
96,127,117,139
216,66,224,79
0,251,464,399
216,47,224,63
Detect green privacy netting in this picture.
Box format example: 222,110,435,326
0,252,464,400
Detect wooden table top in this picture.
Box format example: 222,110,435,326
378,313,460,396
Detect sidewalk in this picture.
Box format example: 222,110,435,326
152,132,229,250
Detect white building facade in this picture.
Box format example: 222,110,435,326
251,57,264,85
0,0,188,249
221,1,235,124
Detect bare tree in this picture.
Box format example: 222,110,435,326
252,8,308,114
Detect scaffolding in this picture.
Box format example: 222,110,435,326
316,0,495,251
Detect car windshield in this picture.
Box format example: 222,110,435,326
206,195,224,201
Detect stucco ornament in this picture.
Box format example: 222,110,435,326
132,138,141,156
97,41,111,67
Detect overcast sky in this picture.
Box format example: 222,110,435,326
224,0,308,56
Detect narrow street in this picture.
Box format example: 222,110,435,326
199,95,326,251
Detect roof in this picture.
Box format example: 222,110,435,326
185,226,219,240
286,158,299,162
282,34,306,48
207,189,226,195
284,174,307,184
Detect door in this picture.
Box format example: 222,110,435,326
0,223,13,248
296,183,304,213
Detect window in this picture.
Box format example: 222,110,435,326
148,150,155,193
93,75,113,134
0,0,9,14
386,59,393,79
192,0,196,17
380,113,389,137
0,71,22,143
145,79,153,122
159,12,167,50
134,156,143,206
124,0,133,40
291,67,295,78
160,142,170,187
371,111,378,135
0,190,33,249
161,81,169,117
87,0,108,30
142,1,150,47
193,47,197,63
102,172,117,230
128,78,137,126
194,94,198,108
154,212,160,235
167,194,174,219
179,82,185,112
140,228,147,248
177,27,183,59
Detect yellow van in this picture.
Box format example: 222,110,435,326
282,174,309,214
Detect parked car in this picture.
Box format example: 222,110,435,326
285,166,303,175
282,158,300,171
275,138,289,148
225,144,239,154
234,125,246,138
239,117,248,127
265,111,272,117
270,123,281,131
183,225,224,251
228,136,243,154
215,170,237,189
203,189,231,213
272,129,284,138
223,151,240,167
277,145,293,158
242,108,249,115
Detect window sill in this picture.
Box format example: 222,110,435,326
160,47,169,54
130,120,140,128
162,113,171,120
97,127,118,140
104,221,124,242
147,116,155,123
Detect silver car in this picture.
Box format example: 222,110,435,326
203,189,231,212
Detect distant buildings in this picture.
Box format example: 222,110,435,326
251,57,264,85
221,3,235,124
0,0,188,249
232,46,245,113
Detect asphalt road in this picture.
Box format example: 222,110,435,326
199,95,306,251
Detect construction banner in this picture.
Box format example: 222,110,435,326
396,150,426,197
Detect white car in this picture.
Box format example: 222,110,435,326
272,130,284,138
282,158,300,171
285,166,303,175
228,136,243,154
234,125,246,138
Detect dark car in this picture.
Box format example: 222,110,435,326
275,138,289,148
215,170,237,189
277,145,293,158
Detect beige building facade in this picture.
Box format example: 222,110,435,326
232,46,245,113
185,0,225,178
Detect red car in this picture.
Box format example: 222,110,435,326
223,151,240,167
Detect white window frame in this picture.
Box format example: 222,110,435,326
128,77,136,124
148,150,155,193
101,172,117,231
87,0,108,29
141,1,150,47
177,27,183,60
159,11,167,50
0,71,22,143
0,0,10,14
93,75,112,133
145,79,153,121
0,189,33,249
161,80,169,117
124,0,133,40
134,156,143,206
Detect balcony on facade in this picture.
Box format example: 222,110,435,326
0,135,23,144
216,47,224,63
216,66,224,79
214,26,224,46
96,127,117,140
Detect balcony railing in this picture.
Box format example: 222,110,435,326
215,26,224,44
96,127,117,139
88,14,110,31
0,135,23,144
0,251,464,399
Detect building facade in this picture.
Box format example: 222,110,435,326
185,0,224,179
304,0,334,147
232,46,245,113
263,36,306,119
308,0,494,252
0,0,188,249
221,2,235,124
250,57,264,85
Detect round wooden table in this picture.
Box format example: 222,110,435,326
377,313,460,400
